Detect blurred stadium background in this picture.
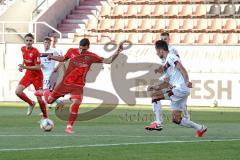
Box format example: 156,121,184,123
0,0,239,159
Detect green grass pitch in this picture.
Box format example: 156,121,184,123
0,102,239,160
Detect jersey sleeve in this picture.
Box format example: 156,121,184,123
64,48,73,60
89,53,104,63
167,53,181,67
33,49,41,65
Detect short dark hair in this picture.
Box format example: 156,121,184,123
79,38,90,46
24,33,34,39
155,40,168,52
44,37,51,42
160,32,170,37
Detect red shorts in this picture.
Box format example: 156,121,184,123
19,74,43,90
50,84,83,101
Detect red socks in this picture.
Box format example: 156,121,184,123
38,99,48,118
67,103,80,126
17,92,33,106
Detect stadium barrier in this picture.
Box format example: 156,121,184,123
0,43,239,107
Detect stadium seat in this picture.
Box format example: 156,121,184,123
195,33,210,44
222,19,237,33
207,4,221,18
152,19,166,32
232,0,240,4
220,4,236,18
99,33,112,44
179,19,194,32
151,5,165,17
124,5,138,17
140,33,153,44
128,33,140,44
192,5,207,18
219,0,229,3
126,19,139,32
112,5,125,18
224,33,239,44
206,19,222,32
86,18,99,32
204,0,215,3
138,5,152,18
165,0,178,4
99,5,111,17
191,0,205,3
164,5,178,18
180,33,195,44
113,33,129,43
138,19,153,32
192,19,208,32
169,33,181,44
178,5,192,18
166,19,180,32
178,0,191,4
234,5,240,18
209,33,224,44
98,19,113,32
112,19,126,32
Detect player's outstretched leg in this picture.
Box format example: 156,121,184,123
145,100,163,131
36,96,48,119
15,85,35,116
172,110,207,138
65,97,82,134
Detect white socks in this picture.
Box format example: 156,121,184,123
152,101,163,126
180,117,202,130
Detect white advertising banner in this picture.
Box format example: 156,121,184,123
0,43,240,107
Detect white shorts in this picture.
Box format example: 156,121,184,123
169,85,190,111
170,97,188,111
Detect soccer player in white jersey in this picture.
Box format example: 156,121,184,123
40,37,63,109
145,32,189,131
147,40,207,137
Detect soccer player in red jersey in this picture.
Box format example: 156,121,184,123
15,33,48,119
35,38,124,133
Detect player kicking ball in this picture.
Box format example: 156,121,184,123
35,38,125,133
15,33,48,119
147,40,207,138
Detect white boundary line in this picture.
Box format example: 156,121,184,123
0,134,190,138
0,138,240,152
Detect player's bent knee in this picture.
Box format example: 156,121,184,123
172,117,182,125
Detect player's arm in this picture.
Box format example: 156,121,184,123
102,42,124,64
21,64,41,70
48,55,65,62
175,62,192,88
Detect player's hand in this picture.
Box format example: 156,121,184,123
47,55,53,60
154,67,164,74
18,64,25,72
186,81,192,88
147,86,154,91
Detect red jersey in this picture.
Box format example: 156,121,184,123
21,46,43,78
63,48,103,87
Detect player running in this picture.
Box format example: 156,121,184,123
15,33,48,119
145,32,190,131
147,40,207,137
39,37,63,109
35,38,124,133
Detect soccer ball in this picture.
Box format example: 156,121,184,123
40,118,54,132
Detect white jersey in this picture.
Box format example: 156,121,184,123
40,48,62,76
159,45,179,82
164,53,186,87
